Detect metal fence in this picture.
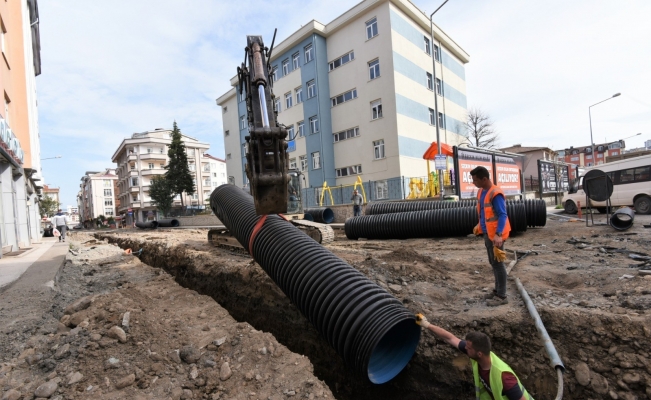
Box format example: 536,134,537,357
526,176,540,192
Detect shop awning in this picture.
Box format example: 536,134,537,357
423,142,454,159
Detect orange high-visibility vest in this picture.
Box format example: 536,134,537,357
475,186,511,240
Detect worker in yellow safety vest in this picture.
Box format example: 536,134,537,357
471,166,511,307
416,314,533,400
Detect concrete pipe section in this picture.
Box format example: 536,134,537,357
210,184,420,384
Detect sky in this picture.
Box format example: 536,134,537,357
37,0,651,207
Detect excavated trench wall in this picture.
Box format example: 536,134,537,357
97,233,651,400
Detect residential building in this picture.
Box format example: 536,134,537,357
216,0,470,199
557,140,627,168
78,169,118,227
499,145,558,181
0,0,43,255
66,206,80,225
111,128,211,224
43,184,60,207
203,153,228,193
646,140,651,150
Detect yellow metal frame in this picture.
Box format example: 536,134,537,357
318,176,367,206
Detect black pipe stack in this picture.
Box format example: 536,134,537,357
210,185,420,384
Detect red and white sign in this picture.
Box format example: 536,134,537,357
494,155,522,196
457,149,493,199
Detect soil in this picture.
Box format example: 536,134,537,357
2,212,651,400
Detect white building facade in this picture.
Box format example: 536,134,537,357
78,170,118,226
216,0,469,203
203,154,228,193
111,129,212,224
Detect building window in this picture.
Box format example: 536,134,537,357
104,199,113,206
312,151,321,169
435,78,442,95
438,112,446,129
285,92,293,109
104,208,114,216
289,158,297,170
373,139,385,159
429,108,435,125
148,163,154,169
307,80,316,98
240,115,246,130
227,153,232,160
336,165,362,177
104,189,112,196
189,163,196,172
331,89,358,107
274,97,281,113
287,125,295,140
304,44,313,63
366,17,378,40
292,52,300,69
147,147,153,153
131,177,139,187
282,59,289,76
333,127,360,143
426,72,433,90
159,163,165,168
271,67,278,82
298,121,305,137
424,36,431,55
299,155,307,172
309,116,319,134
225,130,230,137
433,44,441,62
371,100,383,120
104,180,112,187
329,51,355,71
295,87,303,104
375,180,389,199
130,164,135,170
368,59,380,80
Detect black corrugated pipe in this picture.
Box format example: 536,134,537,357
135,221,158,229
345,202,528,240
305,207,335,223
611,207,635,231
157,218,180,227
303,213,314,221
210,184,420,384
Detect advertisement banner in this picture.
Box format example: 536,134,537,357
456,149,494,199
494,155,522,196
538,160,570,193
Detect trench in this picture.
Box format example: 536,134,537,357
96,232,651,400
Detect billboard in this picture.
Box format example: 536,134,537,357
494,155,522,196
538,160,570,194
455,148,494,199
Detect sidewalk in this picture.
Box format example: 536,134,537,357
0,236,61,291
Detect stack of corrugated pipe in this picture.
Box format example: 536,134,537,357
345,199,546,240
210,185,421,384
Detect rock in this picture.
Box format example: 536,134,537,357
622,373,640,385
1,389,22,400
591,372,609,395
64,296,92,315
190,366,198,380
198,312,207,319
171,387,183,399
121,312,130,330
259,347,267,355
168,350,182,364
115,374,136,389
575,362,591,386
34,380,58,398
89,333,102,341
107,326,127,343
68,372,83,385
180,345,201,364
181,389,193,399
220,362,232,381
67,312,86,327
56,323,70,334
609,391,618,399
54,343,71,360
213,337,227,347
388,284,402,293
26,353,43,366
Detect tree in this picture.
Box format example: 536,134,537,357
149,176,175,217
164,121,195,207
40,195,60,217
464,108,499,149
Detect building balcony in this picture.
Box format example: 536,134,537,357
141,169,164,176
129,186,140,193
140,153,167,161
128,154,138,162
128,170,139,177
201,169,211,176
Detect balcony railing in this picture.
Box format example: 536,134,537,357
140,153,167,160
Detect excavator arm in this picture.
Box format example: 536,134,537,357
238,33,289,215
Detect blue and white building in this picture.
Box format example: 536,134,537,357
216,0,469,200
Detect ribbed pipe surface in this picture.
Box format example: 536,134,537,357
210,185,420,384
157,219,180,227
366,199,546,228
345,202,528,240
135,221,159,229
304,207,335,224
611,207,635,231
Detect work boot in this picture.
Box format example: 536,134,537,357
486,296,508,307
482,290,498,300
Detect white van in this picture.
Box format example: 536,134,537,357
562,154,651,214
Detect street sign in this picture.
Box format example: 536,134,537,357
434,155,447,170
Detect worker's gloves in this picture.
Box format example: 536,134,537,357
415,313,430,329
493,246,507,262
472,225,482,236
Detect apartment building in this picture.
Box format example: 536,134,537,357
43,184,60,206
203,153,228,192
556,140,627,168
216,0,469,200
66,205,80,225
111,128,211,224
78,169,118,227
0,0,43,254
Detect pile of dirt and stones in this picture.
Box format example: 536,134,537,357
92,214,651,400
0,233,332,400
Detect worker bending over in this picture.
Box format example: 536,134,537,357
416,314,533,400
471,166,511,306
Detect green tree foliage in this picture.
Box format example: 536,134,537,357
164,121,195,207
40,195,60,217
149,176,175,217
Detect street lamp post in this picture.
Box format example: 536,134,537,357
430,0,449,197
589,93,620,165
41,155,62,160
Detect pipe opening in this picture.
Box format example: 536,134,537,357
367,318,421,384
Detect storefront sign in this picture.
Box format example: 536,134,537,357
494,155,522,196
